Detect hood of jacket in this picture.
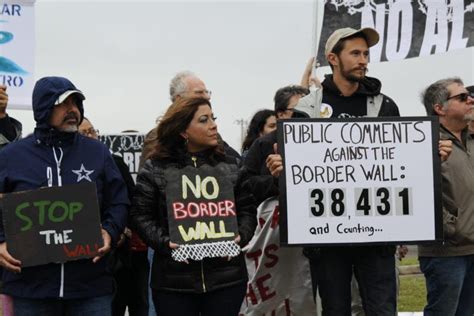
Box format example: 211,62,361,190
322,74,382,97
32,76,85,130
32,77,85,146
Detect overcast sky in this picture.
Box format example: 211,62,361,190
9,0,474,151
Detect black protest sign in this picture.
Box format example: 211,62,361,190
164,164,238,246
316,0,474,66
2,182,102,267
99,133,145,183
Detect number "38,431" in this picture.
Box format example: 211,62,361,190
309,187,412,217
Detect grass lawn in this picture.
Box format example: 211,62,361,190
400,256,419,266
398,254,426,313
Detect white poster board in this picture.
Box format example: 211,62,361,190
0,0,35,109
278,117,442,246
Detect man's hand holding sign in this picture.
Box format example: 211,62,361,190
1,183,103,268
278,117,446,245
0,242,21,273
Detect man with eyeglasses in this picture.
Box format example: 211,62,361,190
467,85,474,137
418,77,474,315
242,85,309,203
169,71,240,159
144,71,240,162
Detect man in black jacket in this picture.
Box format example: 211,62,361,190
309,27,399,316
243,85,309,204
244,27,400,316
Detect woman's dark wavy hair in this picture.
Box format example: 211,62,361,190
145,97,225,162
241,109,275,152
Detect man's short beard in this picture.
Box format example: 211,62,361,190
58,125,78,133
345,73,364,83
340,63,366,83
464,107,474,121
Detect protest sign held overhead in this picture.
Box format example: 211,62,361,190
1,182,102,267
316,0,474,66
278,117,442,246
164,163,240,262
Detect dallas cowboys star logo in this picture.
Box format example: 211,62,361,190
72,164,95,182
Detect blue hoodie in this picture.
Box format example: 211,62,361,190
0,76,129,299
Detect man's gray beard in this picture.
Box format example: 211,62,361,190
464,108,474,121
59,125,78,133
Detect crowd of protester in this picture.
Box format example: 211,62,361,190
0,26,473,316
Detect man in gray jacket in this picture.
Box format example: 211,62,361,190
419,77,474,315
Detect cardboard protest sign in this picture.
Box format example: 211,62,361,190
164,163,240,262
99,133,144,183
278,117,442,246
2,182,102,267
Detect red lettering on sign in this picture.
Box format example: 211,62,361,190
245,282,258,305
224,200,236,216
172,200,236,220
208,202,218,216
258,205,279,229
188,202,200,218
256,273,276,302
284,298,291,315
63,243,99,258
271,206,279,228
264,244,279,268
246,249,263,269
173,202,186,219
200,202,209,216
246,244,280,270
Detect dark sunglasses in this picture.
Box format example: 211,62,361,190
447,92,471,102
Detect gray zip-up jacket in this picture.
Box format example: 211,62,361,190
418,126,474,257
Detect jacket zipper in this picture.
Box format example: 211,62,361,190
52,147,65,298
191,155,207,292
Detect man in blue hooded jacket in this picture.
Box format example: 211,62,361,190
0,76,129,315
